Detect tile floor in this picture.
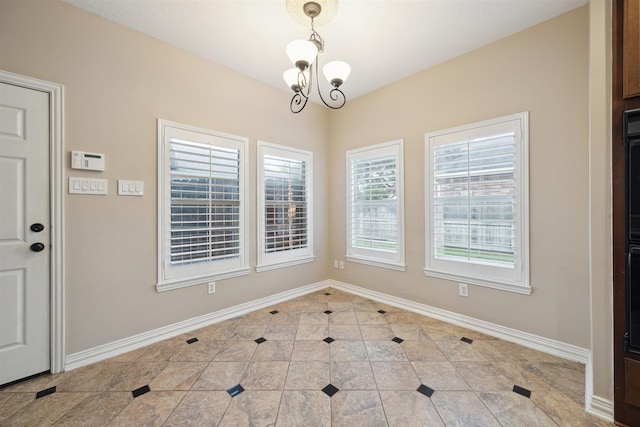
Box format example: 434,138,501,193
0,288,613,426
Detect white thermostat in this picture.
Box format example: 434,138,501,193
71,151,105,171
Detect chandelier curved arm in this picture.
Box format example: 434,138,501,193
318,86,347,110
290,92,309,114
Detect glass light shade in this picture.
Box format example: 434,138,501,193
286,40,318,69
283,68,309,91
322,61,351,86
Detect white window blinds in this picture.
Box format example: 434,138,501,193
425,113,529,293
350,155,398,252
263,154,308,253
170,140,241,265
346,140,405,270
257,142,314,271
157,120,249,291
432,133,516,267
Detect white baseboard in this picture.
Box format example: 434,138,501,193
329,280,590,363
65,280,329,371
64,277,612,422
586,395,615,423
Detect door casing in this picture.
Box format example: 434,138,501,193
0,70,65,375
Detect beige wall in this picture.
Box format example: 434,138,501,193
329,7,591,346
1,0,613,406
0,0,330,354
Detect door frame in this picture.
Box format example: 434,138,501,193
0,70,65,374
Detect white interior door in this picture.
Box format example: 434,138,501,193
0,82,51,385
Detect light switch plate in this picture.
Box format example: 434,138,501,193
69,177,108,195
118,179,144,196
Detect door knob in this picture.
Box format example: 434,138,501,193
30,243,45,252
30,223,45,232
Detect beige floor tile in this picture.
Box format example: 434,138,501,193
379,390,445,427
435,340,489,362
355,311,387,325
284,361,330,390
411,361,470,391
330,361,377,390
531,390,612,427
191,361,248,390
365,341,408,361
162,391,231,427
0,392,37,422
331,390,387,427
370,361,421,390
389,323,432,341
431,390,501,426
401,340,447,362
263,324,297,341
360,324,396,341
296,324,330,340
452,361,515,391
219,390,282,427
328,302,357,313
107,391,185,427
329,311,359,324
149,362,207,390
290,340,330,361
0,392,91,426
300,312,330,325
330,340,368,361
241,361,289,390
52,391,132,426
329,324,362,340
252,340,294,361
0,371,71,393
478,391,557,426
213,341,258,361
229,324,268,340
269,312,301,325
169,340,222,362
276,390,331,427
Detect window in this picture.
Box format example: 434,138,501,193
425,112,529,294
157,120,249,292
257,141,314,271
346,140,405,270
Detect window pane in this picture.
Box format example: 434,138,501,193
264,154,309,254
433,133,515,267
350,154,398,252
169,140,240,266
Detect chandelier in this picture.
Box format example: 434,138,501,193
283,1,351,113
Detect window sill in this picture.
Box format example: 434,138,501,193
346,256,406,272
423,268,531,295
156,267,251,292
256,256,315,273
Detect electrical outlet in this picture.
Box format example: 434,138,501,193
459,283,469,297
208,282,216,294
334,260,339,269
339,260,344,269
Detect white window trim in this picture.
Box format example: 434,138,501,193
256,141,314,272
157,119,250,292
346,139,405,271
424,112,530,295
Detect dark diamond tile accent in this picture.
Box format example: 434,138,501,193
186,337,199,344
377,310,387,314
227,384,245,397
255,337,267,344
35,386,56,399
460,337,473,344
513,385,531,398
132,385,150,398
417,384,434,397
324,310,333,315
392,337,404,344
324,292,331,296
323,337,335,344
321,384,339,397
270,310,279,315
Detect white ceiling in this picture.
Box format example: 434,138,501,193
62,0,587,103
